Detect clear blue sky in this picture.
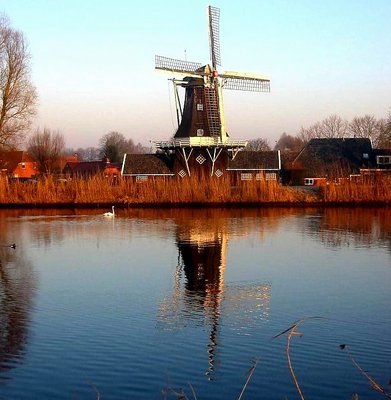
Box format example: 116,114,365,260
2,0,391,148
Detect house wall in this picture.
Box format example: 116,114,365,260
12,161,38,179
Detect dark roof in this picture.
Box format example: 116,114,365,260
0,151,35,172
292,138,375,176
374,148,391,156
122,153,174,175
227,151,280,170
63,160,120,175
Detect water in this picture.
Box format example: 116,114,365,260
0,207,390,399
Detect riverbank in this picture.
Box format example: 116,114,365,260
1,175,390,207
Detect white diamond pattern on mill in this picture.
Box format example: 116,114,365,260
215,169,223,177
178,169,187,178
196,155,206,164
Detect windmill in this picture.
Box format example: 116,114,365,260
154,6,270,177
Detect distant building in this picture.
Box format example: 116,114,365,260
0,151,38,179
63,159,120,179
283,138,376,185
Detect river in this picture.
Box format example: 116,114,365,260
0,207,390,399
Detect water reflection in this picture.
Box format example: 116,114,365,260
155,209,272,379
0,214,36,379
304,207,391,251
0,206,390,391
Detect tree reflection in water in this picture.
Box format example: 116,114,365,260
0,214,36,380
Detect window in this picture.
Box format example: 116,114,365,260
304,178,314,186
197,103,204,111
363,153,369,159
265,173,277,181
136,175,148,182
21,163,26,169
178,169,187,178
377,155,391,165
241,173,252,181
196,129,204,137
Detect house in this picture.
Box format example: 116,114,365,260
226,151,281,182
58,154,78,172
0,150,38,179
283,138,376,185
121,150,281,182
357,148,391,182
373,148,391,169
121,153,174,181
63,159,121,179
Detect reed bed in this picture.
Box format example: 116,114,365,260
320,177,391,203
0,175,390,206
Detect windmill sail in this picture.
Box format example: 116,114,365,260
155,55,203,75
208,6,221,68
220,71,270,92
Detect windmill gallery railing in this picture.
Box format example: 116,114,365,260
154,137,248,149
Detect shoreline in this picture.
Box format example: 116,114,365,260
0,200,390,209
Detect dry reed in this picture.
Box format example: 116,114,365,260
1,175,390,206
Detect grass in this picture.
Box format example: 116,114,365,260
0,175,391,206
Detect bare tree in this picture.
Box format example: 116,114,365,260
27,128,65,173
298,121,323,143
0,14,37,148
321,114,348,138
274,132,303,152
99,131,127,163
245,137,271,151
348,114,380,144
376,112,391,149
298,115,348,141
99,131,148,163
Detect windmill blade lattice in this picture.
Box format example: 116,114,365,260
155,55,203,75
208,6,221,68
221,76,270,92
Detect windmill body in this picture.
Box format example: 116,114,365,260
154,6,271,178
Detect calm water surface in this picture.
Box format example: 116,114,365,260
0,207,390,399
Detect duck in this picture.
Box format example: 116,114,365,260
103,206,115,217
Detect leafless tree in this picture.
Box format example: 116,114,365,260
348,114,380,145
321,114,349,138
274,132,303,152
70,146,100,161
376,112,391,149
298,121,323,143
299,115,349,141
27,128,65,173
0,14,37,148
245,137,271,151
99,131,148,163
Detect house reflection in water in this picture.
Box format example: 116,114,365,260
157,213,271,379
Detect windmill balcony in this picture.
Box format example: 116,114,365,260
154,137,248,149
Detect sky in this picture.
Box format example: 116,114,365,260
1,0,391,149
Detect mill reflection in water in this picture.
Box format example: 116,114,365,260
158,211,271,379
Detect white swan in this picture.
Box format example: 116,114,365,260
103,206,115,217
